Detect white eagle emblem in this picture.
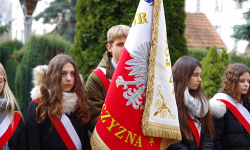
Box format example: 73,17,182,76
116,41,150,110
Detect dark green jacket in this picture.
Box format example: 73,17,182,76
86,51,114,132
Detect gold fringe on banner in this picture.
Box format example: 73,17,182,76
90,129,110,150
142,0,182,148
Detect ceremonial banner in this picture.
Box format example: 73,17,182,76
91,0,181,149
141,0,182,147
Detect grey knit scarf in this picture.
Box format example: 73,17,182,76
183,87,208,118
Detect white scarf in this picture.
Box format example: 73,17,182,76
30,86,78,114
184,87,208,118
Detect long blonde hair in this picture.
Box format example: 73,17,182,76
0,63,21,117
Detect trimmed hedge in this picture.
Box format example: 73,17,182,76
228,51,250,68
188,47,208,62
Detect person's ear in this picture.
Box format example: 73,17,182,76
106,43,112,53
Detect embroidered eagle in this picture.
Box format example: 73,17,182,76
116,41,151,110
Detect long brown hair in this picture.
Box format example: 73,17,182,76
221,63,250,110
36,54,89,124
172,56,214,140
0,63,22,118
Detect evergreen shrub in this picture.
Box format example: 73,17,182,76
200,45,228,98
0,40,23,93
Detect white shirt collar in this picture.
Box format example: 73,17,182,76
111,58,117,69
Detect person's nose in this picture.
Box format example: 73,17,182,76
198,76,202,82
245,81,249,87
67,73,71,81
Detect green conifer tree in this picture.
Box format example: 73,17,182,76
219,48,229,69
34,0,77,43
201,45,225,98
231,0,250,42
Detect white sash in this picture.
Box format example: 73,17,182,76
97,67,111,82
213,93,250,125
0,113,13,137
61,114,82,150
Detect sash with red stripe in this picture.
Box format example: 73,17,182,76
0,111,21,149
32,99,82,150
214,93,250,135
92,67,110,91
188,113,201,148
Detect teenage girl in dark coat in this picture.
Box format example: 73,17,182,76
25,54,91,150
166,56,214,150
210,63,250,150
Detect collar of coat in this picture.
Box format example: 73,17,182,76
97,51,114,79
209,97,227,119
30,86,78,115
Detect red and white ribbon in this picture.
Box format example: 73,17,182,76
214,93,250,134
0,111,21,149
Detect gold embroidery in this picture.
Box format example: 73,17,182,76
149,137,154,146
165,42,170,67
154,85,176,119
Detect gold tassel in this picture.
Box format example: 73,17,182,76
90,129,110,150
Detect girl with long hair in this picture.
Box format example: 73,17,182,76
167,56,214,150
210,63,250,149
0,63,26,150
25,54,91,150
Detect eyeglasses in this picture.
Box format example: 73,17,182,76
0,78,6,87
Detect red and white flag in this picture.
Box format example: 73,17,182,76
91,0,181,149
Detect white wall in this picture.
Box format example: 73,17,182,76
12,0,56,44
185,0,250,53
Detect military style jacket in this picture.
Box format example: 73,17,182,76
86,51,115,132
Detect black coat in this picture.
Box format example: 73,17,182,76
213,110,250,150
25,101,91,150
166,131,214,150
210,96,250,150
6,114,26,150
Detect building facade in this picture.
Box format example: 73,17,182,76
12,0,56,44
185,0,250,53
